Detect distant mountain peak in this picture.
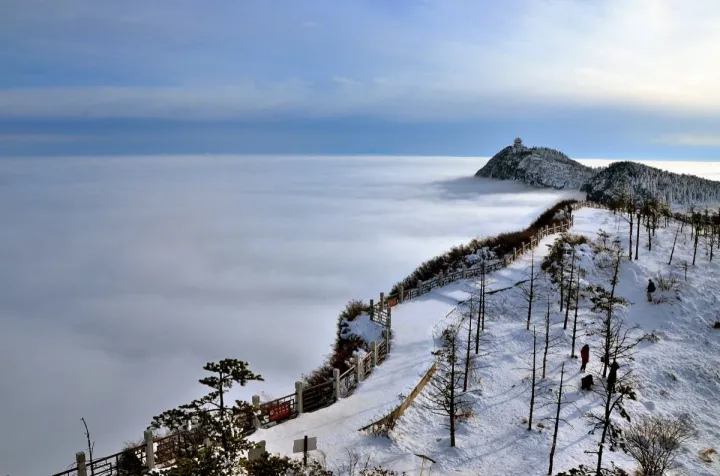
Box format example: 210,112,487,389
476,140,720,205
475,139,596,190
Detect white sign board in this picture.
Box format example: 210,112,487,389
292,436,317,453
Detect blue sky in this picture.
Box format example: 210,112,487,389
1,0,719,158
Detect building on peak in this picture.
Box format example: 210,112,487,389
512,137,525,151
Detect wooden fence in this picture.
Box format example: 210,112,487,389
52,201,605,475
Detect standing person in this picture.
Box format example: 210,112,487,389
607,360,620,394
647,279,656,302
580,344,590,372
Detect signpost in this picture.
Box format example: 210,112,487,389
268,400,291,422
292,435,317,467
247,440,266,461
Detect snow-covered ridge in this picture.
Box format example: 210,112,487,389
581,160,720,205
476,139,720,205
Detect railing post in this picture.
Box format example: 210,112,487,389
386,308,392,353
295,381,304,414
379,292,385,310
398,285,404,303
513,247,517,259
333,368,341,401
144,429,155,470
252,395,262,429
417,280,423,294
76,452,87,476
356,356,364,383
369,299,374,321
439,270,444,286
371,341,378,367
462,264,468,278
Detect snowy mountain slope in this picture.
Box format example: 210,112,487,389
252,208,720,475
581,160,720,205
392,209,720,475
475,142,596,190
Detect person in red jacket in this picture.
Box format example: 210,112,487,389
580,344,590,372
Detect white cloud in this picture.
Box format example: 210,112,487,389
655,133,720,147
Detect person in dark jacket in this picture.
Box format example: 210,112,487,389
647,279,656,302
580,344,590,372
607,360,620,393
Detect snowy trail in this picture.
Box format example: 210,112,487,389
248,232,562,470
248,291,460,457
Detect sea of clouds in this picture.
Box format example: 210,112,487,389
0,155,717,475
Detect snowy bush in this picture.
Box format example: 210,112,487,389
623,415,693,476
389,199,580,295
655,273,680,292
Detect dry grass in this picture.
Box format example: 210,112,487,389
699,448,717,464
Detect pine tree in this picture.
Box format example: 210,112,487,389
424,325,470,447
150,359,263,474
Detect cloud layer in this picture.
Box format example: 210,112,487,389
0,155,577,476
1,0,720,120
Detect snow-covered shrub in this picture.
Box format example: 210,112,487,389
623,415,694,476
655,273,680,292
389,199,580,296
304,300,372,386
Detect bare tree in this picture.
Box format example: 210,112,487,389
587,241,632,377
624,415,693,476
541,297,563,379
587,363,636,476
635,207,641,259
563,249,577,329
528,327,538,431
692,210,701,265
424,324,471,447
547,363,566,476
570,268,583,359
81,417,95,476
616,189,636,260
668,222,681,266
515,250,543,330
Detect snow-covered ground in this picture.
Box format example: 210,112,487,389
251,207,720,475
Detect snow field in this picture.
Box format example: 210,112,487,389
253,208,720,475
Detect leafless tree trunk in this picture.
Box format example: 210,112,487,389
628,210,634,260
464,304,473,393
81,417,95,476
693,222,700,265
563,251,576,329
543,299,551,379
668,223,681,265
528,327,537,431
570,270,581,358
548,363,565,476
475,262,486,353
635,210,641,259
526,252,536,330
